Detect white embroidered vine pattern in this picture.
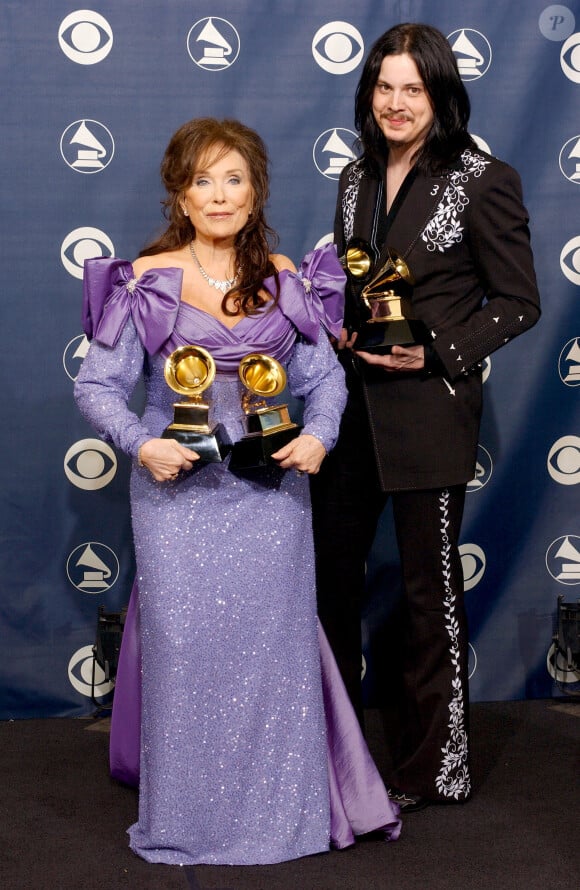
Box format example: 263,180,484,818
422,150,491,253
435,488,471,799
342,161,365,244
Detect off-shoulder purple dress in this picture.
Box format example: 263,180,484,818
75,245,400,866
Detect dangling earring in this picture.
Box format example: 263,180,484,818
181,204,189,217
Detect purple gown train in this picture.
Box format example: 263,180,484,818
75,244,400,865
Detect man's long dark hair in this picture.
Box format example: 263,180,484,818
355,23,476,176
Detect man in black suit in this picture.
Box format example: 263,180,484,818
311,23,540,812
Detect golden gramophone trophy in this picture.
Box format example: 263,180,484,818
161,344,230,462
344,242,429,354
228,353,301,470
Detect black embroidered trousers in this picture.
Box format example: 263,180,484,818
311,392,472,801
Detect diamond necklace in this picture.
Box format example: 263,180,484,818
189,243,238,295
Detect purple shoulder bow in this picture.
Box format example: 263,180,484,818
270,242,345,343
82,258,182,355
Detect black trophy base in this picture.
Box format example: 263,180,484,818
228,425,301,471
353,318,430,354
161,422,230,463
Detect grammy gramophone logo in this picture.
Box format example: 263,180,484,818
313,128,358,179
60,120,115,173
67,542,119,593
187,17,240,69
448,28,492,81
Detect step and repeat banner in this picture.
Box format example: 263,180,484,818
1,1,579,718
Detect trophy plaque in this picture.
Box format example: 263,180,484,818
228,353,301,471
161,344,230,462
344,243,430,354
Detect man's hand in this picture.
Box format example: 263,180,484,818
356,343,425,371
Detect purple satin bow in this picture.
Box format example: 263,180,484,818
82,258,182,355
270,242,345,342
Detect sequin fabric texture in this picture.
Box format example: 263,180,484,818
75,261,347,865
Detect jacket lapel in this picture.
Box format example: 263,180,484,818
383,170,447,266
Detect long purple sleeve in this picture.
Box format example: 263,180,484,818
287,331,346,453
74,316,152,460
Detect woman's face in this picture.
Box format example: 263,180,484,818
181,148,254,244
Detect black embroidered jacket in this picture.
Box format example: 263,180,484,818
334,150,541,490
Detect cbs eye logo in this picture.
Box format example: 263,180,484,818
561,31,580,82
64,439,117,490
547,436,580,485
68,645,114,699
560,235,580,283
460,543,486,591
58,10,113,65
546,641,580,685
312,22,364,74
61,227,114,279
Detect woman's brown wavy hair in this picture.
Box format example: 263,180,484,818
140,118,280,315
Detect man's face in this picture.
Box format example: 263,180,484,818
372,52,434,154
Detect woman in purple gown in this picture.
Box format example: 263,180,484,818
75,118,400,866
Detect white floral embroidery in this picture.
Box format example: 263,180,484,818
342,161,365,244
435,489,471,800
422,150,491,253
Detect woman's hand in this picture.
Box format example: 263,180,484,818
356,343,425,371
138,438,199,482
271,434,327,475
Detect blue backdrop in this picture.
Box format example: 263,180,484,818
1,1,579,718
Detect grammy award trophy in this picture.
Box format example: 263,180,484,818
228,353,301,471
344,242,429,354
161,344,230,462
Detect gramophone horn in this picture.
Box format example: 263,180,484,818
341,239,375,280
345,245,371,278
164,344,216,397
238,353,287,399
361,248,415,304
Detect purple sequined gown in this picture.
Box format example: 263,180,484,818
75,245,400,865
